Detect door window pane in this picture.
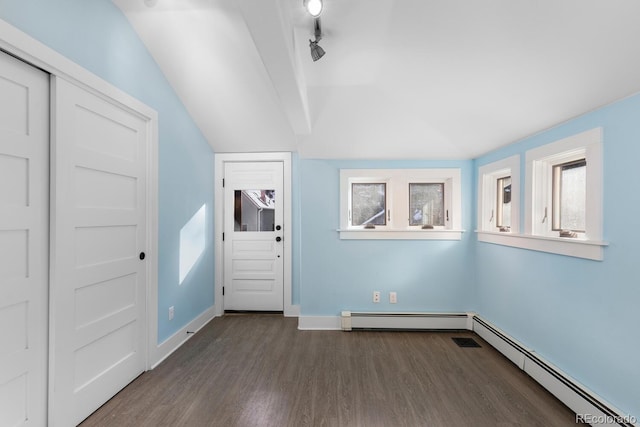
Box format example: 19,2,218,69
351,183,386,226
496,176,511,228
553,160,586,231
234,189,275,231
409,183,444,226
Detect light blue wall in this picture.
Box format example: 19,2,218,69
475,94,640,417
0,0,215,343
299,159,475,315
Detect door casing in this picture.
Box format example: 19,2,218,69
214,152,297,317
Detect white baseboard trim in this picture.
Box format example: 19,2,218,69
298,316,342,330
473,315,636,427
150,306,216,369
285,304,300,317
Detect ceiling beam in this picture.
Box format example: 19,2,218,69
237,0,311,135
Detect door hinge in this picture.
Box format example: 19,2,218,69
222,232,225,241
222,178,225,188
222,286,225,296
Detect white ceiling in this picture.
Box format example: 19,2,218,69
113,0,640,159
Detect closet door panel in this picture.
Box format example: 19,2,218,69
50,77,148,427
0,51,49,427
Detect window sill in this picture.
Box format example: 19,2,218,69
338,229,464,240
476,231,608,261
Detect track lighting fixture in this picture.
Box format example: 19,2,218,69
303,0,323,17
309,18,325,62
309,39,325,62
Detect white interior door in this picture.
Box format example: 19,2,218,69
50,77,148,426
0,51,49,427
224,162,284,311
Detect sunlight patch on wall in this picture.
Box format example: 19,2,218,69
179,204,206,284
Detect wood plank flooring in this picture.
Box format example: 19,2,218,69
81,314,582,426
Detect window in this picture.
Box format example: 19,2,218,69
409,183,444,227
496,176,512,229
339,169,462,240
523,127,605,260
351,183,386,226
526,129,602,241
234,189,275,231
477,155,520,234
552,159,586,232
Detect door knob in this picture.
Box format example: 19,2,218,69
139,252,146,260
275,236,282,242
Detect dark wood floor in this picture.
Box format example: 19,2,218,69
81,314,582,427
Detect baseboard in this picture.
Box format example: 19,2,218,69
150,306,216,369
297,316,342,330
285,304,300,317
473,316,636,427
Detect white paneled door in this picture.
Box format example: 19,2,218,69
50,77,148,426
224,162,284,311
0,51,49,427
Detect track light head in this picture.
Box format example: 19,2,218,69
309,18,325,61
309,39,325,62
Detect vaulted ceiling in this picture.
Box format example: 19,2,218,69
113,0,640,159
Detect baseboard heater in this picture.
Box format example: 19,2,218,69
341,311,470,331
472,316,636,427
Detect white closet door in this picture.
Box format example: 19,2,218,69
50,77,148,426
0,52,49,426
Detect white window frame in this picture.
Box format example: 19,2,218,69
339,168,463,240
477,155,520,235
478,128,606,261
526,128,602,241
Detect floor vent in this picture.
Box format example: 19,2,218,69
452,337,481,348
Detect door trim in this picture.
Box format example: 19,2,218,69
0,18,159,372
214,152,298,317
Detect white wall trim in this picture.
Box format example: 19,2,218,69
0,19,160,375
214,152,295,317
286,304,301,317
337,229,464,240
0,19,157,122
150,308,216,369
476,231,608,261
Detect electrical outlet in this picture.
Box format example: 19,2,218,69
373,291,381,303
169,306,175,320
389,292,397,304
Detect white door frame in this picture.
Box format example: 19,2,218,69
0,19,159,371
214,152,298,317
